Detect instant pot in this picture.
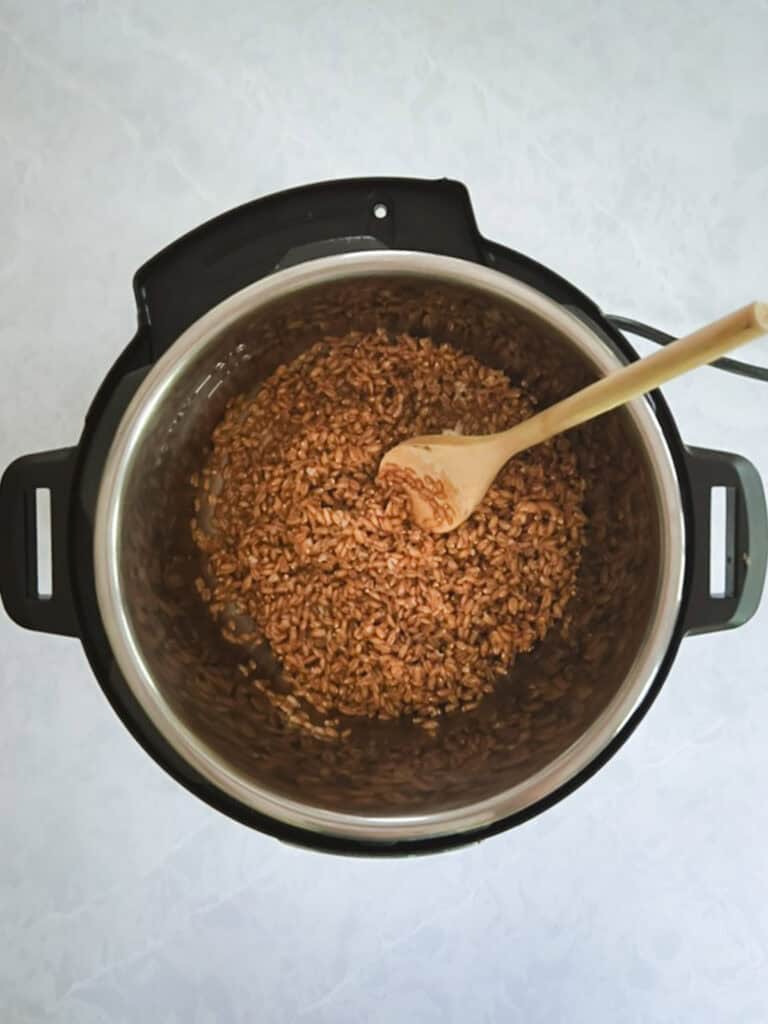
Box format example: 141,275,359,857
1,178,766,855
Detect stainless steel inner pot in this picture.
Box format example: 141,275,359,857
94,251,685,843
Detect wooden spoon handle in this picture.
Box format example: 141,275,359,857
499,301,768,458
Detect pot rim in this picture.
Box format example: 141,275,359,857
93,250,686,843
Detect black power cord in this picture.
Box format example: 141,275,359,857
606,315,768,383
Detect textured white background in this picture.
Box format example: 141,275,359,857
2,2,768,1022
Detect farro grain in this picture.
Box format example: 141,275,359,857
192,331,586,735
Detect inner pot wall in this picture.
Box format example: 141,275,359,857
95,255,683,839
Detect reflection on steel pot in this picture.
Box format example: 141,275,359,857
1,179,766,855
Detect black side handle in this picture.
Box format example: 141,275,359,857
134,177,486,357
0,448,78,637
683,446,768,635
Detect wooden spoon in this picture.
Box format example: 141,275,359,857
378,301,768,533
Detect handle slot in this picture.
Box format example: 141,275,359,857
35,487,53,599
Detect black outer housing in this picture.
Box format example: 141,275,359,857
1,178,765,856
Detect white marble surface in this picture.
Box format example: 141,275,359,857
2,1,768,1021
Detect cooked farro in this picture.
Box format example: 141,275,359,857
192,330,587,735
